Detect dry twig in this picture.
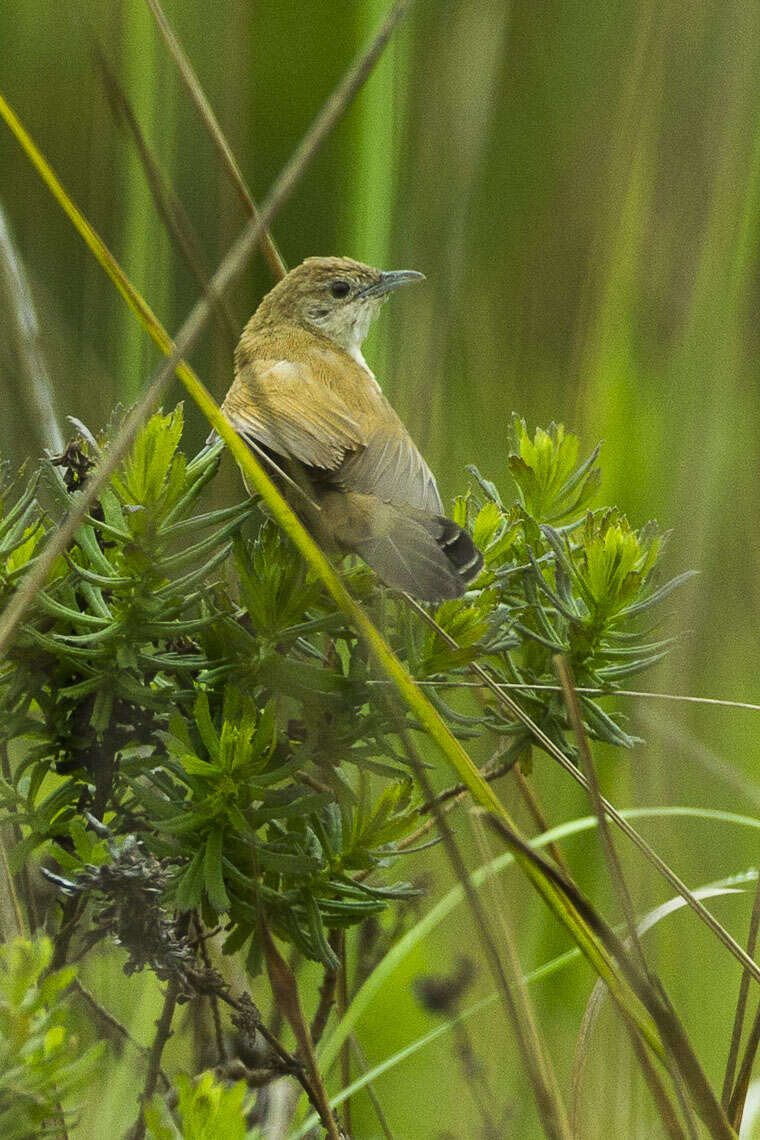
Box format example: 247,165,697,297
262,924,340,1140
132,978,179,1140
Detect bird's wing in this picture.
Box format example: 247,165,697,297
338,413,444,515
221,358,365,470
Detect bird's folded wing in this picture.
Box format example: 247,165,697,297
221,359,366,469
338,425,444,515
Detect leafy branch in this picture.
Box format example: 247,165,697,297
0,400,694,1129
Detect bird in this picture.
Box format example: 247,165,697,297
219,256,483,601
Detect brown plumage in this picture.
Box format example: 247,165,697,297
219,256,483,600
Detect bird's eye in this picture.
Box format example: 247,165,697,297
330,280,350,299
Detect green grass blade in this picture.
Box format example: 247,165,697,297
0,92,179,365
317,807,760,1073
293,873,755,1139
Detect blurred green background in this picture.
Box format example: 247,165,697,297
2,1,760,1136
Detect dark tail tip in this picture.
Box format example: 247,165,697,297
435,517,484,586
321,491,484,601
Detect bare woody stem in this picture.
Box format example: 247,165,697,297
70,978,171,1091
193,914,228,1064
309,936,340,1049
336,929,352,1138
132,978,179,1140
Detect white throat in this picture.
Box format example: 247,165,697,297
309,299,383,388
345,311,381,388
347,340,378,385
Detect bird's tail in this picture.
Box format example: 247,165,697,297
319,491,483,600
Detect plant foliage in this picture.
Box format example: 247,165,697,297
144,1071,248,1140
0,936,103,1139
0,408,690,980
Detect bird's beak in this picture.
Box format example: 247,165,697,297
359,269,425,298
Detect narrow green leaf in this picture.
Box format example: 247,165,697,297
203,828,230,912
175,847,205,911
303,893,340,969
193,690,220,762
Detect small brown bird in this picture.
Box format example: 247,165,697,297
220,256,483,600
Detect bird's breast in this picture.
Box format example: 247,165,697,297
296,345,396,431
237,325,407,449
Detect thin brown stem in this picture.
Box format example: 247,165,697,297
468,810,555,1139
573,981,688,1140
353,752,517,884
402,595,574,875
556,656,701,1137
309,940,339,1050
295,770,333,797
513,764,574,878
215,987,316,1105
416,754,517,817
452,1017,502,1139
623,1013,689,1140
132,978,179,1140
555,656,647,973
262,924,340,1140
70,978,171,1091
728,998,760,1130
51,897,81,969
484,815,735,1140
267,945,300,1043
48,1104,69,1140
393,721,571,1140
337,930,352,1138
193,914,227,1064
722,870,760,1107
95,45,239,347
348,1033,395,1140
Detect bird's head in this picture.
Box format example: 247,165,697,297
255,256,425,356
